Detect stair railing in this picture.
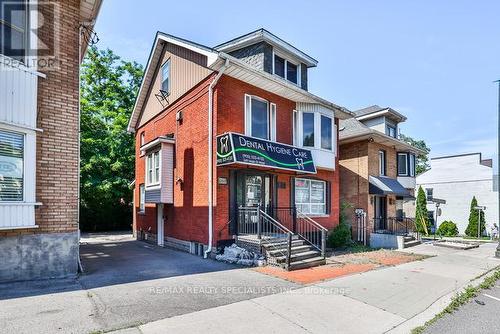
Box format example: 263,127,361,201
296,209,328,258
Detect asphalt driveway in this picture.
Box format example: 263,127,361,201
0,233,298,334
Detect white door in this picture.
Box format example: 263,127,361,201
157,204,164,246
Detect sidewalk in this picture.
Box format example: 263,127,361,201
113,242,500,334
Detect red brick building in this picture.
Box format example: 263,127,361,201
128,30,351,267
0,0,102,282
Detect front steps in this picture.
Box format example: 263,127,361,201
261,236,326,270
403,235,421,248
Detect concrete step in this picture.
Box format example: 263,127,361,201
267,244,313,256
404,240,421,248
274,250,321,263
289,256,326,270
262,239,305,249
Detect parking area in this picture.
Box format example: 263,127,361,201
0,233,298,334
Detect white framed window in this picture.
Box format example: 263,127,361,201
146,150,160,186
386,124,397,138
379,150,386,176
295,178,327,215
302,112,315,147
273,52,301,86
0,1,29,63
161,59,170,93
140,132,145,146
398,153,408,176
244,94,276,141
292,110,298,146
139,184,145,213
320,115,333,151
0,129,24,202
409,154,416,177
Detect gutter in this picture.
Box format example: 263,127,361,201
204,59,229,259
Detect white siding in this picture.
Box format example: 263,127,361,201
0,55,40,129
161,142,174,204
415,153,499,234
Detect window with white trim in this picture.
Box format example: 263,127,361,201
146,151,160,186
273,53,300,85
139,184,145,213
295,178,327,215
0,129,24,201
245,94,276,141
0,0,28,63
302,112,315,147
409,154,415,177
386,124,397,138
397,153,408,176
140,132,145,146
161,59,170,93
379,150,386,176
320,115,333,150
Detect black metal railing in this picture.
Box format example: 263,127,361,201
372,217,419,239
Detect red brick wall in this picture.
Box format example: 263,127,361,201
0,0,80,237
134,74,341,246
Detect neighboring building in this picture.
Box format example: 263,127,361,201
415,153,499,234
339,105,423,247
128,29,352,268
0,0,102,282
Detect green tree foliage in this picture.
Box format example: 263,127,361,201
327,202,353,248
80,47,143,231
436,221,459,237
399,134,431,175
415,186,430,235
465,196,486,237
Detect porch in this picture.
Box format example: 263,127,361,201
370,217,421,249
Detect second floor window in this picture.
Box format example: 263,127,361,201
146,151,160,185
0,0,28,63
302,112,315,147
379,150,386,176
386,124,397,138
139,184,145,213
245,95,276,141
0,129,24,201
321,115,333,150
397,153,408,176
161,59,170,93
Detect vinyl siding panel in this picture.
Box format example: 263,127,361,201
139,43,213,127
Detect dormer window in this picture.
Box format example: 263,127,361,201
273,53,300,86
386,124,397,138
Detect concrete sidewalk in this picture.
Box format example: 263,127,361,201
113,242,500,334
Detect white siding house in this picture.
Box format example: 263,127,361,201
415,153,499,234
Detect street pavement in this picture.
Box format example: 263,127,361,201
425,283,500,334
1,234,499,334
112,242,500,334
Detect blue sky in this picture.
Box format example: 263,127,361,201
95,0,499,165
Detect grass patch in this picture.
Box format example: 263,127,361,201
411,269,500,334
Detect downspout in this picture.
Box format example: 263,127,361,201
204,59,229,259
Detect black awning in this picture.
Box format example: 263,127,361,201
369,176,411,197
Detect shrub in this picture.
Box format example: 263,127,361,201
327,202,352,248
415,186,430,235
465,196,486,237
436,221,459,237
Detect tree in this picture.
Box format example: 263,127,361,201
399,134,431,175
465,196,486,237
415,186,430,235
80,47,143,231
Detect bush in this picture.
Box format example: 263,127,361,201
436,221,459,237
327,202,352,248
465,196,486,237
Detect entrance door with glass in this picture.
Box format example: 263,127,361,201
374,196,387,231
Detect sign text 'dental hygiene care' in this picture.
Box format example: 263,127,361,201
216,133,316,173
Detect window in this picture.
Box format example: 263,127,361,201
386,124,397,138
274,54,285,78
146,151,160,185
140,132,145,146
0,0,28,63
379,150,386,176
161,59,170,93
286,62,298,84
321,115,333,150
397,153,408,176
409,154,415,177
273,53,300,85
426,188,433,201
245,95,274,140
139,184,145,213
295,178,327,215
0,129,24,201
302,112,315,147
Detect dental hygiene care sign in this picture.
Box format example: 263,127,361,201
216,132,316,174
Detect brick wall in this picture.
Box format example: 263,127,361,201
0,0,80,237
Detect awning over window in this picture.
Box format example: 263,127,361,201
369,176,412,198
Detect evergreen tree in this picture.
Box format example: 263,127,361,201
415,186,430,235
465,196,486,237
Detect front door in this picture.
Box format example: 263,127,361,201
374,196,387,230
242,174,271,209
